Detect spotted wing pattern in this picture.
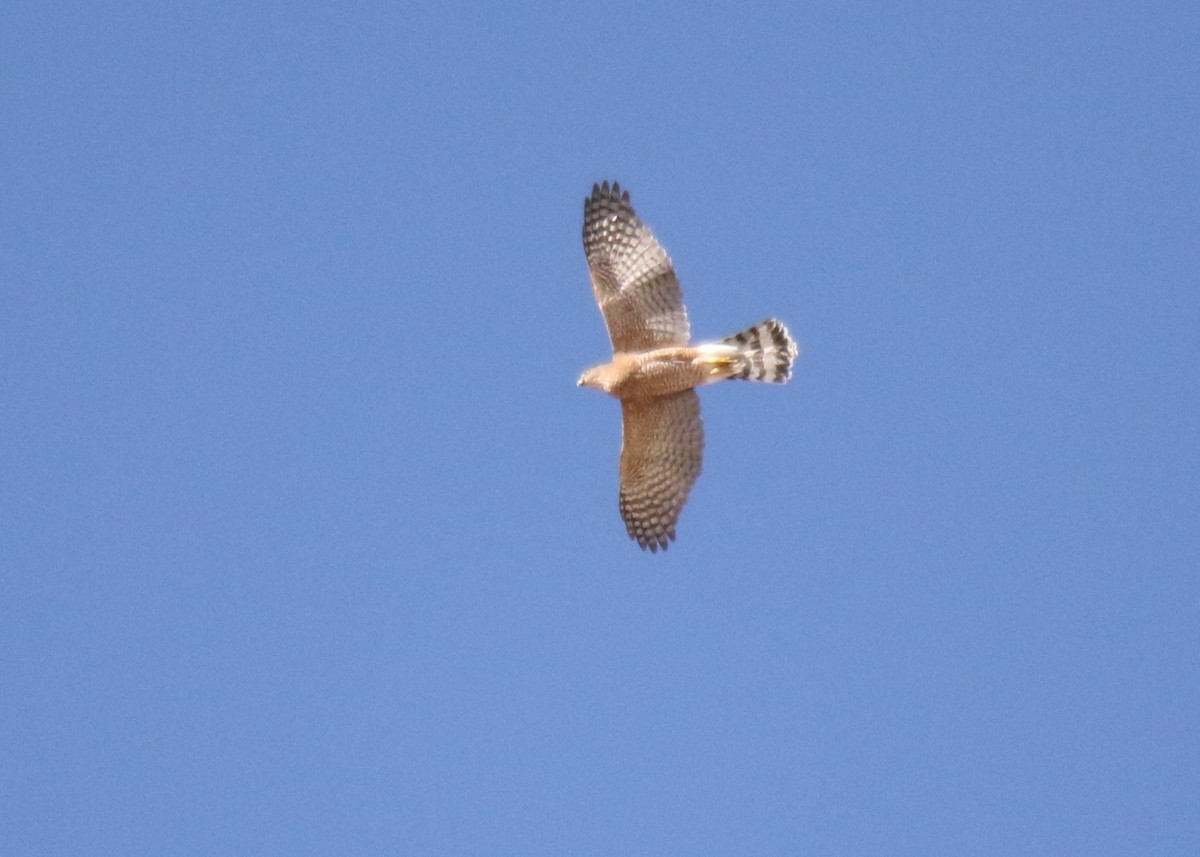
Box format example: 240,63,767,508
583,181,690,353
618,391,704,552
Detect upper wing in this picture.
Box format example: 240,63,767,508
583,181,690,353
618,390,704,552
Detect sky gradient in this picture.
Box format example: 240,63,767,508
4,2,1199,854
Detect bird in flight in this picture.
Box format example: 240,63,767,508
578,181,799,552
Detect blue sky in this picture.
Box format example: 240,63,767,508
4,2,1198,854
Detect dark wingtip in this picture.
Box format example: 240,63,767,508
630,530,675,553
590,180,628,204
630,529,675,554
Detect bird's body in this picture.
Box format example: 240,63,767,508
578,345,732,399
578,181,799,552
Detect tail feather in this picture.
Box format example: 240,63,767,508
719,319,799,383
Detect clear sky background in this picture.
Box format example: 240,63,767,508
4,2,1198,854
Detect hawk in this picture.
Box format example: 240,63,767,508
578,180,799,552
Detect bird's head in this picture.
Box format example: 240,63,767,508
577,365,614,394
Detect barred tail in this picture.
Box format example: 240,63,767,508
719,319,799,383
